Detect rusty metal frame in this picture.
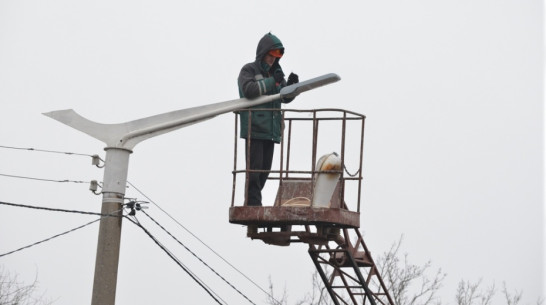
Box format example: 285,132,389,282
230,108,368,248
231,108,366,211
230,108,393,305
308,228,394,305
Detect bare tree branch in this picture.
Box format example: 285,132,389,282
502,282,523,305
0,266,53,305
376,235,446,305
265,237,541,305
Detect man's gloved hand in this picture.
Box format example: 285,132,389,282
273,70,285,84
287,72,299,86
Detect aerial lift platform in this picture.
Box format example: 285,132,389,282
229,109,394,305
45,73,393,305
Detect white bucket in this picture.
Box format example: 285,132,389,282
312,152,341,208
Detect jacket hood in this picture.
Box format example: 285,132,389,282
255,33,284,63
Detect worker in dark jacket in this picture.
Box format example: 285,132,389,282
238,32,299,206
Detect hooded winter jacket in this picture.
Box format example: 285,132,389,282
238,33,293,143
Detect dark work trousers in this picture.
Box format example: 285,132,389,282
245,139,275,206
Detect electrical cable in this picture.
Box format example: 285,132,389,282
130,214,228,304
126,181,282,305
125,215,228,305
0,173,92,184
0,144,98,159
0,219,100,258
0,201,121,217
141,210,257,305
0,201,226,303
343,164,360,177
0,208,123,258
0,144,105,168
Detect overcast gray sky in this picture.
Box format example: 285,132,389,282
0,1,543,304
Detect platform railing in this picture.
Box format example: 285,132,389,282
232,108,366,212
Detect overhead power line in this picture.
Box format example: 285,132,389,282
0,200,226,303
0,144,105,168
0,202,124,258
0,201,119,217
0,145,105,186
0,144,97,158
127,181,282,305
0,199,246,304
0,172,92,184
141,210,256,305
126,216,227,305
0,218,102,258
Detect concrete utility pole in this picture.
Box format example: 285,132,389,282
43,73,340,305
